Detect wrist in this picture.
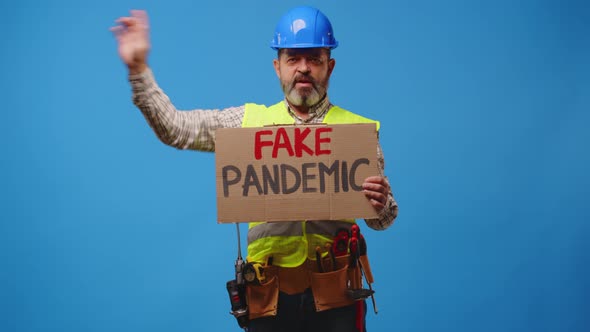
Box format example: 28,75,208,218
128,62,148,75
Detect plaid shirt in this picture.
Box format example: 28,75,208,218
130,68,398,230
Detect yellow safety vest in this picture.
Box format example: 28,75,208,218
242,101,380,267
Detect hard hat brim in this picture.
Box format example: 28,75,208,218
270,42,338,50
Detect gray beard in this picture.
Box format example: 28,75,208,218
282,80,327,108
286,87,321,107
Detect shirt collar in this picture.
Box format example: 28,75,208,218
283,96,332,123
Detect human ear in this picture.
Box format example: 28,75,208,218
273,58,281,78
327,58,336,76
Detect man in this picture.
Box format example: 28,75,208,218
112,6,398,332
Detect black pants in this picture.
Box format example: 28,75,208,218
248,289,366,332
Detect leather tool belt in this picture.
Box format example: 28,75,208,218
246,254,374,320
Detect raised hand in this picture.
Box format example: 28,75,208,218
111,10,150,74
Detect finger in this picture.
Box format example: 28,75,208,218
110,25,124,39
364,189,385,200
368,198,385,212
364,176,390,192
363,175,384,184
362,182,388,194
364,190,386,206
131,9,149,28
130,9,145,18
116,16,137,28
138,10,149,27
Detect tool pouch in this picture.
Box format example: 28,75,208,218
310,252,376,312
246,275,279,320
310,263,356,311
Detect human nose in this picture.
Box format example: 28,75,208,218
296,59,311,73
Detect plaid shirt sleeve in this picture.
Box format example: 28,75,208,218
129,68,243,152
363,142,399,230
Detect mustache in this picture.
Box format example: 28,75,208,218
293,74,317,86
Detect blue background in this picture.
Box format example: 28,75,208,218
2,0,589,331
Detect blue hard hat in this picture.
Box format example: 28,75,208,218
270,6,338,50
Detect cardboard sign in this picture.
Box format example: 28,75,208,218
215,123,379,223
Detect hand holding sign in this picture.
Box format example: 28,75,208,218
362,176,391,213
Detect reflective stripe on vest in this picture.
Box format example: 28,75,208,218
242,101,379,267
247,220,356,244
